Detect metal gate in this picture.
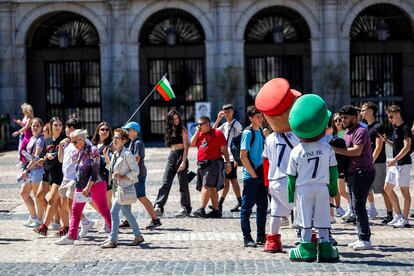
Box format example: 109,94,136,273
246,56,303,107
351,54,402,126
147,58,205,136
45,60,101,134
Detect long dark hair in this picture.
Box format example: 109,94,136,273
91,122,113,146
164,110,182,145
49,117,63,138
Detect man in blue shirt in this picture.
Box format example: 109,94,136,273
240,106,267,247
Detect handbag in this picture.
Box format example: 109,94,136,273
116,183,137,205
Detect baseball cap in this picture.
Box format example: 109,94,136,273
123,122,141,133
255,78,302,116
288,94,332,139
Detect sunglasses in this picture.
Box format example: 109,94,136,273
334,119,342,123
197,122,208,126
100,128,110,132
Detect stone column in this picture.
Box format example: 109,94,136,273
102,0,134,126
319,0,349,110
210,0,244,119
0,2,18,119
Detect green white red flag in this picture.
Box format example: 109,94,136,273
155,76,175,101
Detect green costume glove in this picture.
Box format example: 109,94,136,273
287,175,297,203
328,166,338,197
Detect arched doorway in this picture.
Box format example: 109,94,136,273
26,12,101,134
139,8,206,140
350,3,414,126
244,6,311,109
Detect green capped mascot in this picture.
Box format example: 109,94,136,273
285,94,340,262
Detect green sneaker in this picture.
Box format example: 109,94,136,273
317,242,340,262
289,242,317,262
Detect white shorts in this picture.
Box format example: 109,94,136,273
385,165,411,188
59,180,76,199
268,178,293,217
295,184,331,229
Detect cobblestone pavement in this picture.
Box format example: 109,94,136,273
1,148,414,275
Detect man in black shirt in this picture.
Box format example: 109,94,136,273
382,105,412,228
361,102,393,224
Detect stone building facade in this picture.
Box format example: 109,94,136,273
0,0,413,139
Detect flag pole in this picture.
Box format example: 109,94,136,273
124,73,168,125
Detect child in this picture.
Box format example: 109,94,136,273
286,94,339,262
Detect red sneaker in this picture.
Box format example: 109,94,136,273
55,226,69,237
264,234,283,253
33,224,48,236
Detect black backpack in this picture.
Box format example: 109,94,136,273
230,126,264,167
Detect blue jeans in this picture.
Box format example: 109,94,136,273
240,176,268,241
109,201,141,242
347,168,375,241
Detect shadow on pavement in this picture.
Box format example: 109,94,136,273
377,245,414,253
341,259,412,267
340,252,390,258
0,237,30,244
138,243,189,250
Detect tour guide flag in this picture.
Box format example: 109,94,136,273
155,76,175,101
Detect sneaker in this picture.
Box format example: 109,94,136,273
352,240,372,251
33,224,48,236
230,203,241,212
280,217,290,227
154,205,163,217
341,210,353,221
56,226,69,237
119,220,130,228
244,238,257,248
393,218,410,228
256,235,266,246
341,212,356,223
55,235,74,245
380,215,393,225
330,216,337,224
193,208,207,218
51,222,61,231
367,207,378,219
410,213,414,219
347,240,360,248
387,215,403,226
98,223,110,234
79,220,95,238
28,218,41,228
206,209,222,218
335,207,346,217
146,218,162,230
128,235,145,246
22,216,34,227
174,208,191,218
101,240,117,249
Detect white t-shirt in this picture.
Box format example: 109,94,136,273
287,141,337,186
218,119,242,162
62,138,92,181
262,132,300,181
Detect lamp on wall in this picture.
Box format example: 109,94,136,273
272,24,284,44
376,19,390,41
166,25,177,46
57,29,70,48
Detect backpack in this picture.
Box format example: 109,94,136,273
230,126,264,167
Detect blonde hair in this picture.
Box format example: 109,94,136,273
21,103,33,117
70,129,88,140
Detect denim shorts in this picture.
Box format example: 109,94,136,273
134,176,146,198
28,168,44,183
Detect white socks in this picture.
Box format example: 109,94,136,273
270,216,281,234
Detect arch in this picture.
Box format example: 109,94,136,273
15,2,108,46
235,0,320,41
341,0,414,39
128,0,214,44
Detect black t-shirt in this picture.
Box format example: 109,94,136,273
44,134,65,171
368,121,386,163
392,122,412,165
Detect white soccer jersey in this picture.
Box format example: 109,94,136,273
218,119,242,161
287,141,337,186
263,132,300,181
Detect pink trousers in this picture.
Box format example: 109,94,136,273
67,180,111,240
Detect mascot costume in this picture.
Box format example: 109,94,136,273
255,79,339,262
